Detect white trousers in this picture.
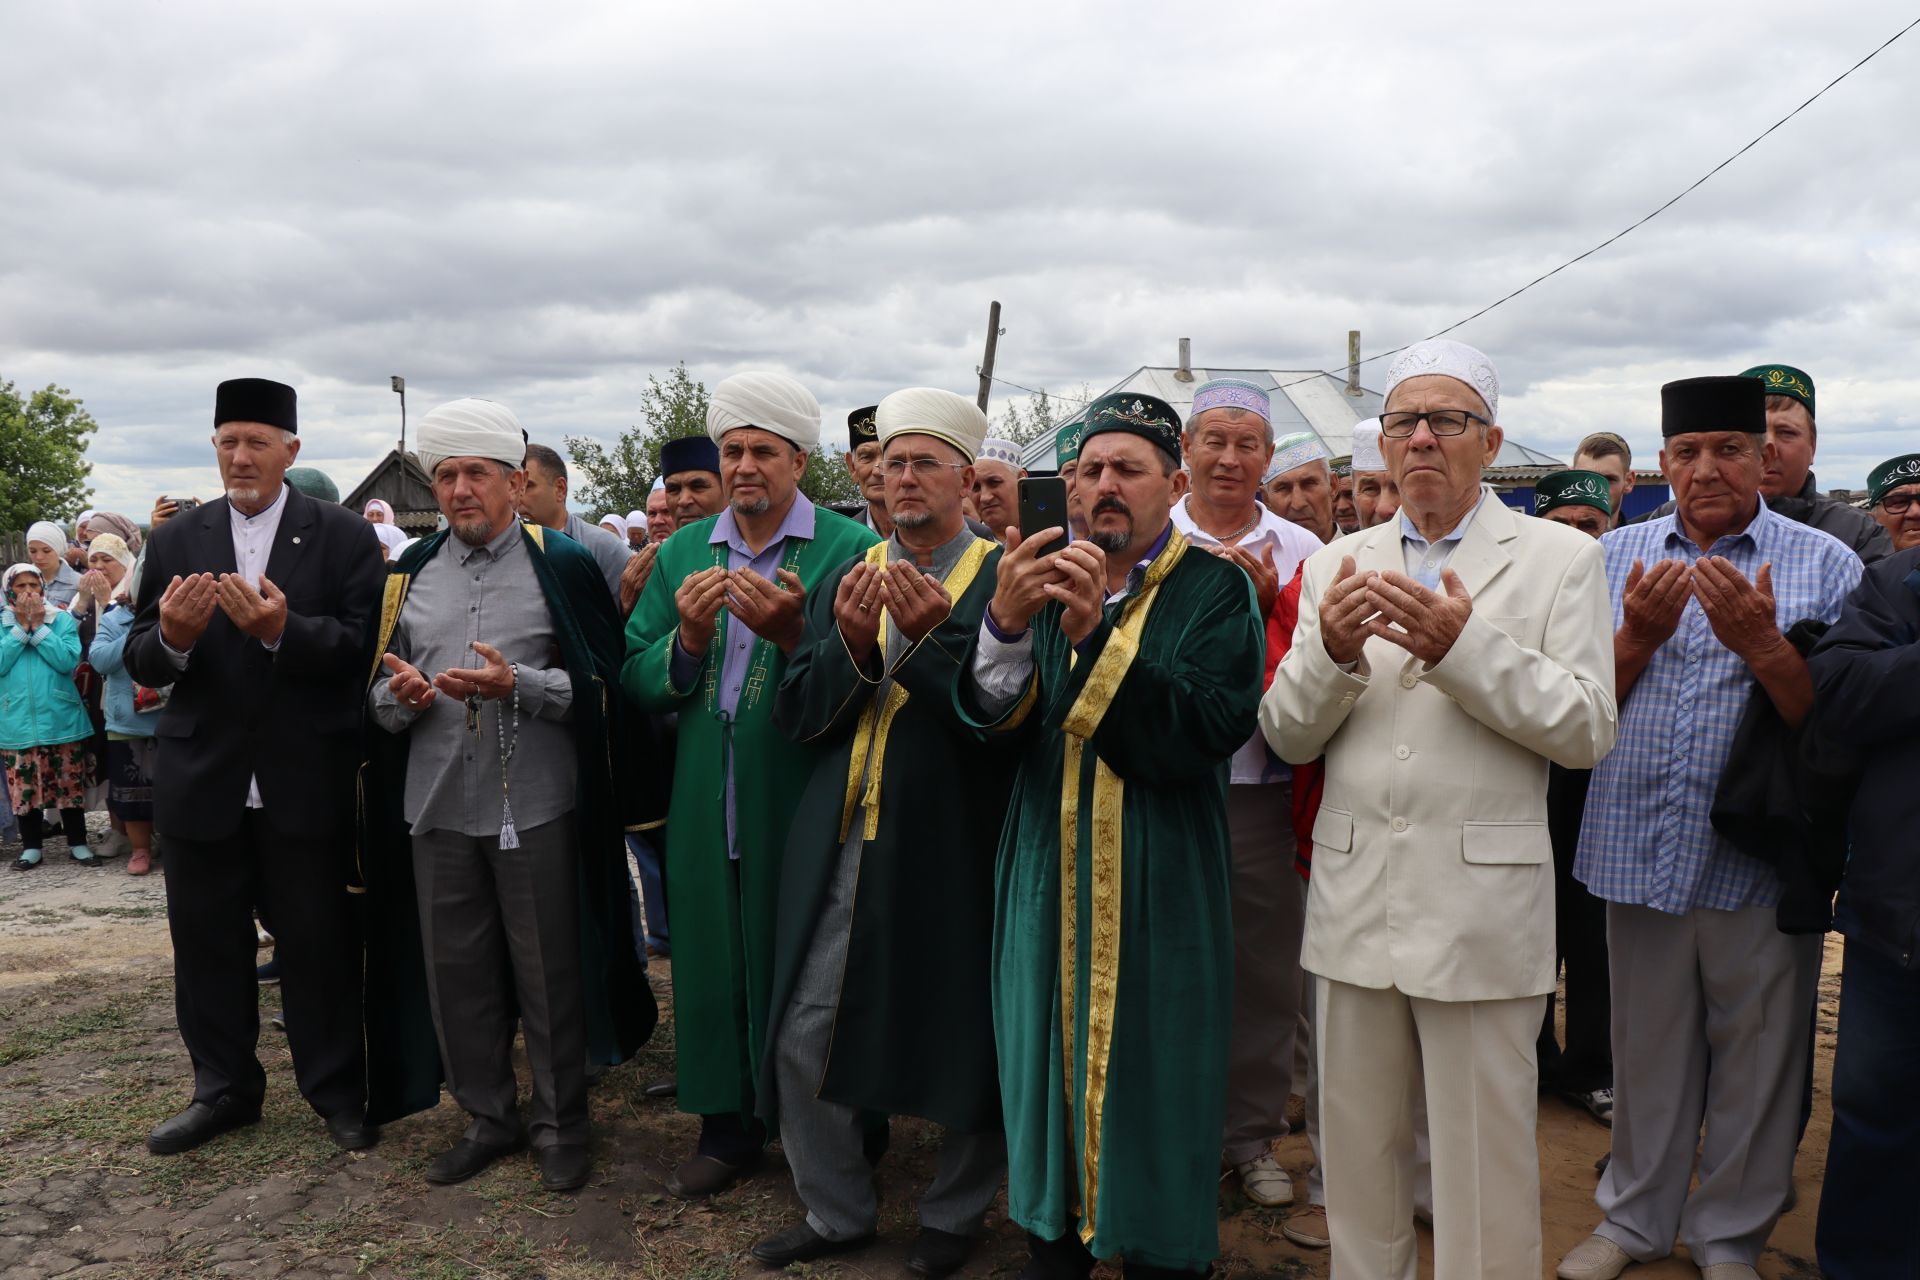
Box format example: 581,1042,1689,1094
1317,977,1545,1280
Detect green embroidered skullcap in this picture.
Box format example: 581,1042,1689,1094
1533,469,1612,518
1867,453,1920,508
1079,393,1183,465
1054,415,1086,466
285,466,340,503
1740,364,1815,418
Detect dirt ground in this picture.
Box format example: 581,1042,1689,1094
0,827,1833,1279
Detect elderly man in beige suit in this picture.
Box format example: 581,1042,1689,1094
1261,339,1617,1280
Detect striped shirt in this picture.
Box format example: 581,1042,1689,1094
1574,499,1860,914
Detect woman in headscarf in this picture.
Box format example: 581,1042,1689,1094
1,564,98,867
82,511,143,556
24,521,82,609
598,512,629,541
78,536,161,874
364,499,396,525
372,522,409,562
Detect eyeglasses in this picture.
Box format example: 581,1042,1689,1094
1882,493,1918,515
1379,409,1490,438
881,458,969,478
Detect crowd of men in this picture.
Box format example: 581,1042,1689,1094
5,348,1918,1280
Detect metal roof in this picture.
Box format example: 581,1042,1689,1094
1017,366,1562,471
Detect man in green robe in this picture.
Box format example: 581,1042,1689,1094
749,388,1015,1278
958,393,1264,1279
621,370,878,1197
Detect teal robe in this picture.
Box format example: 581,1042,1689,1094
621,504,879,1117
955,526,1263,1271
359,524,657,1124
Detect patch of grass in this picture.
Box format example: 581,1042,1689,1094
23,906,70,925
76,904,165,920
0,991,142,1065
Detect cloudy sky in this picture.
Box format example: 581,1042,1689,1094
5,1,1918,518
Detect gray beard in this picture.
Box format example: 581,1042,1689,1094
1089,526,1132,553
732,494,770,517
226,486,261,506
452,518,495,546
893,508,936,530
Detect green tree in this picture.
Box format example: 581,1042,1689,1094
566,362,861,515
0,380,97,531
994,384,1091,448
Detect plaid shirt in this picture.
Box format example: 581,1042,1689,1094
1574,500,1861,914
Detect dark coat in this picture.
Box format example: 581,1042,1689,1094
1807,546,1920,968
358,525,657,1123
123,486,384,841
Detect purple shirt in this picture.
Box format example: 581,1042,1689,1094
669,493,817,858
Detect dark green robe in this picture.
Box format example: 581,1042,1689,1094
955,526,1262,1271
620,503,879,1117
359,524,657,1124
759,533,1013,1134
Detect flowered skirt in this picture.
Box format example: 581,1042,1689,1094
106,737,156,821
2,741,93,813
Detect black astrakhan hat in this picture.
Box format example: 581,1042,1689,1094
214,378,298,433
659,434,721,477
1660,376,1764,438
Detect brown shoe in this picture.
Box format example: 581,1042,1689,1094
1281,1204,1329,1249
667,1150,761,1198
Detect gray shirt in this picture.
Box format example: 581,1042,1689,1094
562,511,635,599
796,525,976,1003
370,523,576,838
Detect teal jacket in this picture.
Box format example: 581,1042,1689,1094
86,603,161,739
0,607,95,750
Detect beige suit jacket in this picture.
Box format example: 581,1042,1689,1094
1259,495,1616,1002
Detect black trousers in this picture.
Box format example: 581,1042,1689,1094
16,807,88,848
162,809,365,1118
1537,765,1613,1094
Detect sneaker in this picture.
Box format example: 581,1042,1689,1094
1556,1233,1632,1280
1235,1152,1295,1207
1281,1203,1329,1249
1572,1087,1614,1126
95,830,130,859
127,849,152,876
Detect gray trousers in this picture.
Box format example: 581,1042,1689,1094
412,819,587,1149
1223,783,1304,1165
774,997,1006,1241
1596,902,1821,1268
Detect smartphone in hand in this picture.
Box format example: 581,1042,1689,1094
1017,477,1070,557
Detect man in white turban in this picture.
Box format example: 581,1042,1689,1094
364,396,658,1193
622,370,879,1198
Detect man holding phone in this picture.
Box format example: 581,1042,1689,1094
961,391,1263,1280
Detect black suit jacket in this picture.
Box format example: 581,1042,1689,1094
125,486,384,842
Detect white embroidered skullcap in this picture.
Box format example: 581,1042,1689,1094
1264,430,1332,483
1383,338,1500,421
707,371,821,452
415,398,527,477
976,437,1024,469
1350,418,1386,472
26,520,69,552
876,389,990,463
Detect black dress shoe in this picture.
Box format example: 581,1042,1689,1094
147,1096,261,1155
538,1143,591,1192
666,1149,762,1198
425,1135,527,1185
748,1219,875,1267
325,1112,379,1151
908,1226,977,1277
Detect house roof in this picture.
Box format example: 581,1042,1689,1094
1017,366,1563,471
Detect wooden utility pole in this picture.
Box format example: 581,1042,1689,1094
975,300,1002,414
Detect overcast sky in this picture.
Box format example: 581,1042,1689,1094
5,1,1918,519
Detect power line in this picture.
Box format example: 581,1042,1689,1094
992,15,1920,404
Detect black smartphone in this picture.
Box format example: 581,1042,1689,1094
1017,477,1070,557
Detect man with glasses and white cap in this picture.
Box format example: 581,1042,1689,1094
1263,338,1617,1280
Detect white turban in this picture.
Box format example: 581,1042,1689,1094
415,398,527,478
649,476,665,494
1350,418,1386,472
371,522,409,555
875,389,989,463
707,371,821,453
977,437,1024,469
598,513,628,537
26,520,68,553
1383,338,1500,422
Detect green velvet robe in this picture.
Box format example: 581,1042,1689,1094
955,526,1262,1271
359,524,658,1124
621,503,879,1117
758,534,1014,1134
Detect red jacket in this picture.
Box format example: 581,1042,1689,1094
1264,564,1323,880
